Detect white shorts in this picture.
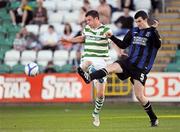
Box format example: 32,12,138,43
80,57,109,83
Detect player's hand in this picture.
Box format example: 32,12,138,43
105,32,113,38
152,19,159,28
119,49,128,57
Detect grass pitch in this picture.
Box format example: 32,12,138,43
0,103,179,132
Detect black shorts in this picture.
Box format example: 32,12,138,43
13,9,33,25
115,59,147,86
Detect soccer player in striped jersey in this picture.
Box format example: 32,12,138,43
78,10,161,127
61,10,112,127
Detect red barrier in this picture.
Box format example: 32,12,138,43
0,73,92,103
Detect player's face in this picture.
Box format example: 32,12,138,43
85,16,97,28
135,17,147,29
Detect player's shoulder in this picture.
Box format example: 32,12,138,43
130,27,139,35
131,27,139,32
149,27,160,38
83,25,91,33
100,24,112,33
84,25,90,29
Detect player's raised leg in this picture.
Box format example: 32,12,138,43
77,61,92,83
78,62,123,83
88,65,104,83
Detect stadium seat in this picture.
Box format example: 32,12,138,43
20,50,37,65
90,0,99,9
37,50,53,67
176,60,180,64
52,65,61,73
37,64,45,73
56,0,72,11
39,24,49,35
71,0,83,11
63,11,79,23
69,50,76,60
129,11,136,18
0,25,7,35
48,12,64,24
10,1,20,9
26,25,39,35
59,64,73,73
53,50,69,66
0,49,7,63
52,23,64,35
4,50,20,67
6,24,21,33
0,37,13,50
0,44,12,53
107,0,119,8
29,1,37,9
175,50,180,59
0,64,11,73
11,64,25,74
0,8,8,18
43,1,56,11
165,63,180,72
0,38,14,52
70,22,81,34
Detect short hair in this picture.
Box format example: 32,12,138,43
49,25,54,30
134,10,148,20
85,10,99,19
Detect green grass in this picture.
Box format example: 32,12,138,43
0,103,180,132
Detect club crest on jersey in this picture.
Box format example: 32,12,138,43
145,32,151,37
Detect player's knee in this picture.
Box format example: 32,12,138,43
81,61,92,70
85,61,92,67
135,94,144,102
106,64,117,73
107,63,122,73
97,92,104,98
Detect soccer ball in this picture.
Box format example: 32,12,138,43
24,62,39,77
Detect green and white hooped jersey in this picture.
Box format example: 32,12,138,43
82,24,112,59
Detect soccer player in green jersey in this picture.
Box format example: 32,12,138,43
61,10,112,127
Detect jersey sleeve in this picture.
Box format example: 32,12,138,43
110,30,132,49
106,27,113,34
82,27,86,37
152,29,161,49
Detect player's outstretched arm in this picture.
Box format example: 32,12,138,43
60,36,85,44
105,31,132,49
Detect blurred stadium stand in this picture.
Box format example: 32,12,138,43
0,0,179,74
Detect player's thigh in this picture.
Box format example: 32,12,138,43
133,79,148,104
95,82,106,97
80,60,92,71
106,62,123,73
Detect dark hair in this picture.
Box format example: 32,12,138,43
84,0,90,4
64,23,72,34
99,0,106,4
134,10,148,20
85,10,99,19
49,25,54,30
81,7,87,12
